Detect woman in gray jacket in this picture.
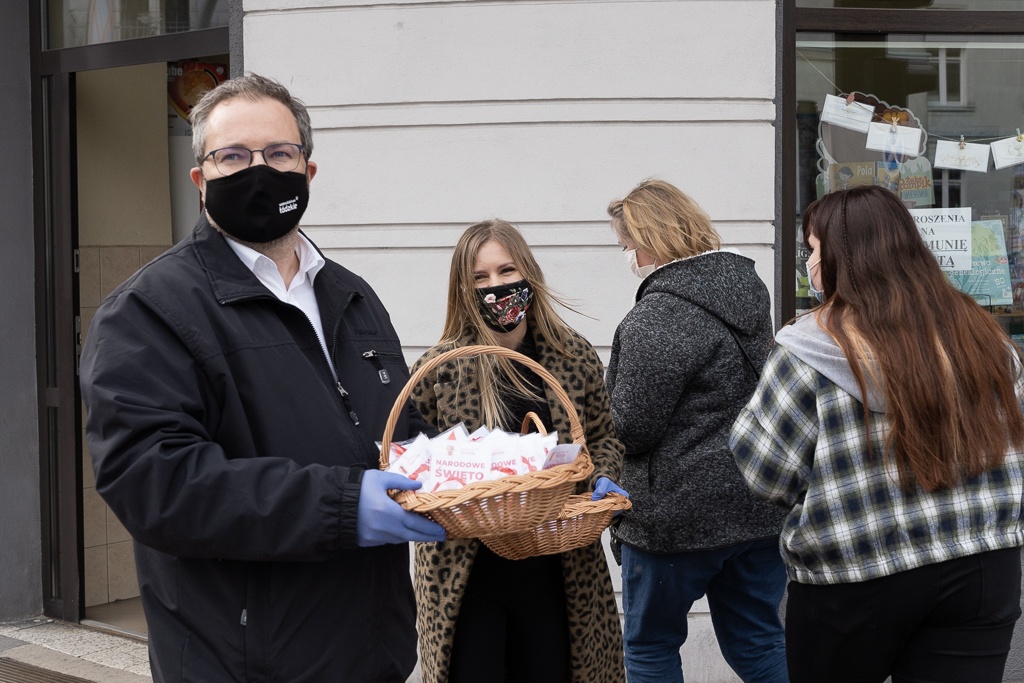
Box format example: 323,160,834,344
605,179,787,683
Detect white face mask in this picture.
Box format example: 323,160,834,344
807,259,824,302
626,248,657,279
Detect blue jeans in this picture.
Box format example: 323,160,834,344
621,537,788,683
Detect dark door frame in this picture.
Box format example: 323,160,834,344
29,0,230,622
781,3,1024,321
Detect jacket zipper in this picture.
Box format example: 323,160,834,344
325,292,363,428
361,350,392,384
336,381,361,426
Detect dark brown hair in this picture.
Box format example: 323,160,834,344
802,185,1024,491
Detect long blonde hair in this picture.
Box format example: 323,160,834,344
608,178,721,261
440,219,577,428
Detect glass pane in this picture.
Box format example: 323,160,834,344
798,0,1024,9
46,0,228,50
793,33,1024,350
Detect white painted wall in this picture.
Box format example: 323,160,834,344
244,1,776,680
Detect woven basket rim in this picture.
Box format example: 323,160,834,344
552,492,632,519
379,344,593,515
478,493,631,559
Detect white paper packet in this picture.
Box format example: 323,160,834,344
543,443,582,469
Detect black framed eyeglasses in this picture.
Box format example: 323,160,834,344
202,143,306,175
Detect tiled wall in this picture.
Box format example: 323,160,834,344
80,244,169,608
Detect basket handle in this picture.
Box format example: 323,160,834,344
380,344,586,468
520,411,548,436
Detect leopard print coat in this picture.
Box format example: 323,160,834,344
409,328,626,683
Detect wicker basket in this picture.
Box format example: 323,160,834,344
379,344,594,539
481,493,632,560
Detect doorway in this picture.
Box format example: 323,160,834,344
33,0,231,638
72,58,227,637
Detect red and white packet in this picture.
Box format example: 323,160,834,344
482,430,522,479
428,425,490,492
383,433,432,481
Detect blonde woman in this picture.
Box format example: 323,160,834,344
409,219,627,683
605,179,787,683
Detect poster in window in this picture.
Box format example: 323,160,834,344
945,220,1013,307
828,162,875,192
899,158,935,208
908,208,972,271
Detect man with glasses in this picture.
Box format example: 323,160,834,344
80,73,444,682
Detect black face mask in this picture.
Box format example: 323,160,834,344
203,165,309,243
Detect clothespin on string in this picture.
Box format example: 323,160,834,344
959,135,966,150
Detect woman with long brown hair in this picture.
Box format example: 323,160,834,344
730,184,1024,682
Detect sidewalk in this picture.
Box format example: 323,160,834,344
0,619,427,682
0,618,150,682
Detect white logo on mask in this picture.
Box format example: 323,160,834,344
279,196,299,214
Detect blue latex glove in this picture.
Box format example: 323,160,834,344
357,470,447,547
592,476,629,501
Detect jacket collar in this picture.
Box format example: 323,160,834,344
190,215,362,314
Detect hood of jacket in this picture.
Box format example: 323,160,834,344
637,249,771,364
776,312,887,413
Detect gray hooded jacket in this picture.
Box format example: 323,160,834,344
606,250,786,553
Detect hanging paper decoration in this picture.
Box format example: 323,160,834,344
991,132,1024,170
819,94,875,134
815,92,928,197
934,137,990,173
865,118,923,160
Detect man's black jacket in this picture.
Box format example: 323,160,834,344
81,216,430,682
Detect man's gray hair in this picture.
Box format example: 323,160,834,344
189,73,314,163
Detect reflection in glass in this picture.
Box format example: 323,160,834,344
793,33,1024,347
47,0,228,50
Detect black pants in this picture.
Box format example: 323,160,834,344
448,544,571,683
786,546,1022,683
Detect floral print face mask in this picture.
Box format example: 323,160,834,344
475,279,534,333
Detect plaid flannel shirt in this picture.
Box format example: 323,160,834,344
730,344,1024,585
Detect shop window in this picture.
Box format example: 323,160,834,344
792,28,1024,348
